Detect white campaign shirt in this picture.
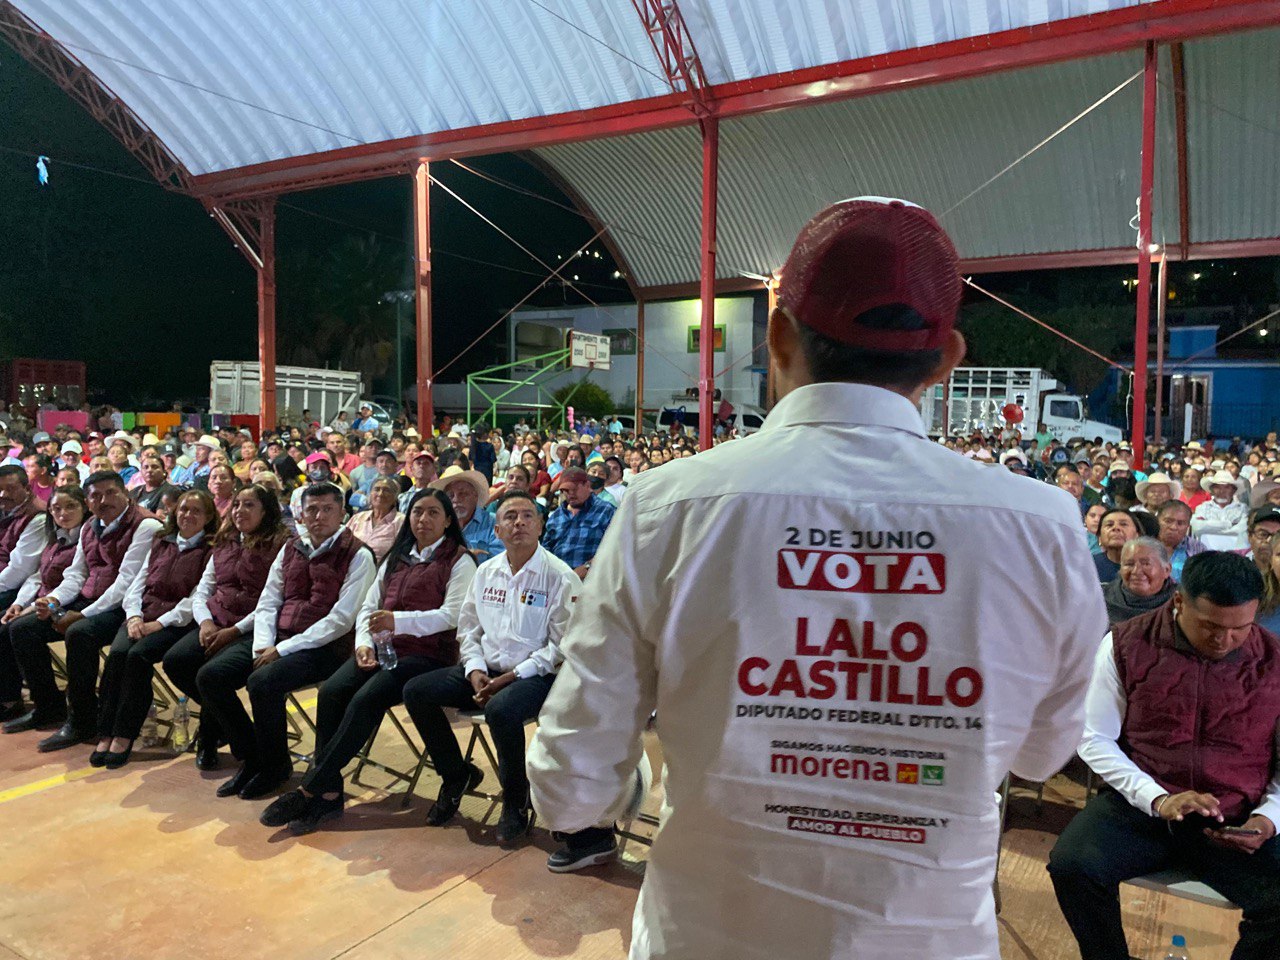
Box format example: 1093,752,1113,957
50,510,163,616
527,382,1106,960
252,530,376,657
458,544,580,679
1081,633,1280,825
0,507,47,593
353,537,476,650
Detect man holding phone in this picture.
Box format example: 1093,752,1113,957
1051,551,1280,960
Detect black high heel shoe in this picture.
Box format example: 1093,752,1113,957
103,742,134,769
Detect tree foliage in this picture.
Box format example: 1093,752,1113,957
552,379,616,422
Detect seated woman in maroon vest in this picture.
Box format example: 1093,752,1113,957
161,484,288,770
0,486,87,730
259,489,477,834
91,490,219,768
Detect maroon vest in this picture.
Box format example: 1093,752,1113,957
277,527,367,640
140,536,213,622
383,538,469,662
1114,600,1280,821
80,504,148,601
0,495,44,569
205,535,286,628
38,533,79,595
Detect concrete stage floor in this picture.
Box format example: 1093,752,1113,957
0,698,1243,960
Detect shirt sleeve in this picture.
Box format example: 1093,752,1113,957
0,514,47,592
49,538,88,607
251,548,288,653
1077,634,1170,816
122,552,150,619
1251,721,1280,829
354,562,386,651
458,572,487,676
527,494,658,832
513,566,580,679
392,556,477,640
190,554,217,626
274,548,376,657
83,518,163,617
15,566,41,607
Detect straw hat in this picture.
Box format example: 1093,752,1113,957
430,466,488,503
1135,472,1178,502
194,434,222,451
1250,478,1280,509
1205,469,1244,493
106,430,139,451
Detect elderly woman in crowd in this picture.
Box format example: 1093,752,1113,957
231,438,259,481
106,435,139,487
1102,536,1176,626
92,489,220,768
1180,466,1209,510
1257,531,1280,634
206,462,239,519
1093,508,1140,583
346,477,404,563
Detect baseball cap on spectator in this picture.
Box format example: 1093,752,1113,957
319,426,334,437
87,431,103,440
1251,505,1280,527
777,197,960,351
32,431,50,444
304,451,332,467
159,443,177,456
1108,462,1132,475
60,440,82,455
410,450,436,463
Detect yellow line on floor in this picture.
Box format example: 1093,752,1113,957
0,767,95,805
289,696,318,713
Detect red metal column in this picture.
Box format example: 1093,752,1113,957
1154,251,1168,445
635,299,646,430
1131,42,1158,468
258,206,277,434
698,118,719,450
413,160,434,438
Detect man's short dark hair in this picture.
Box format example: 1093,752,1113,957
494,489,539,516
793,305,943,390
0,464,28,487
1054,463,1080,480
1179,552,1263,607
1157,499,1192,519
83,470,126,493
299,482,344,508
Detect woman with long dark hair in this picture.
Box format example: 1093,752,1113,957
161,484,289,772
0,486,87,727
92,489,220,768
258,488,476,834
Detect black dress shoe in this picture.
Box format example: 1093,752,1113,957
216,763,259,798
288,794,344,836
495,803,534,846
238,766,292,800
3,709,66,734
0,701,26,723
38,723,94,753
260,789,311,827
89,748,111,767
425,763,483,827
195,738,221,771
103,743,134,769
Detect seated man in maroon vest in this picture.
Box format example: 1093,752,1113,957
259,488,477,834
9,471,162,751
1050,551,1280,960
199,482,375,800
0,464,47,721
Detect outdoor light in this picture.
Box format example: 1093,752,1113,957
1191,272,1202,280
1262,329,1270,338
612,270,622,278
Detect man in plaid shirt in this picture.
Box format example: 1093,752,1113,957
543,467,615,579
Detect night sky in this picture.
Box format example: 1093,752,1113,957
1,39,1276,410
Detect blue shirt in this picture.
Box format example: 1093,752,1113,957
462,509,503,562
347,463,379,510
542,494,615,569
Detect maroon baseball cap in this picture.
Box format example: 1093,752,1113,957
778,197,961,351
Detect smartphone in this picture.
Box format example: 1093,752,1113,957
1219,826,1264,836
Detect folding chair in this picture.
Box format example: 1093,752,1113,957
286,689,317,763
1125,868,1237,909
402,707,509,809
350,708,428,791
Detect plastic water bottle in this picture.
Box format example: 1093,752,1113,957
1164,934,1189,960
170,697,191,754
140,704,160,748
373,630,398,670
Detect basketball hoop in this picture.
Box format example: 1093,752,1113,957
569,331,611,371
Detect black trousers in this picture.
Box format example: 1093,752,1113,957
10,604,120,729
0,588,21,704
1048,788,1280,960
96,623,188,740
301,653,449,796
196,640,346,774
162,629,237,750
402,664,554,808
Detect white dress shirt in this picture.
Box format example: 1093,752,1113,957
458,544,580,679
189,536,256,636
50,510,163,616
1080,633,1280,826
0,507,48,593
527,381,1106,960
252,530,376,657
605,482,627,503
1190,499,1249,549
122,532,208,627
353,537,476,650
15,524,81,607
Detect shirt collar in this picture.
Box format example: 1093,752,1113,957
409,536,444,562
505,544,545,578
298,528,342,557
176,530,206,551
58,523,82,545
760,382,926,439
95,506,128,536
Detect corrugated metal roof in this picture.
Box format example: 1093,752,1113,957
1184,27,1280,243
537,51,1181,287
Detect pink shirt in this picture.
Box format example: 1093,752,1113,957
346,509,403,564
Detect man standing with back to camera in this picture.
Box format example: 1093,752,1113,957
528,197,1106,959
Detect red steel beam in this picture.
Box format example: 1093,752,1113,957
0,0,192,192
1132,42,1158,468
629,0,712,117
698,117,718,451
258,204,277,434
189,0,1280,202
413,160,434,438
1170,42,1191,260
635,299,646,430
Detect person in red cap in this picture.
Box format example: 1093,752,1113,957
526,197,1106,957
